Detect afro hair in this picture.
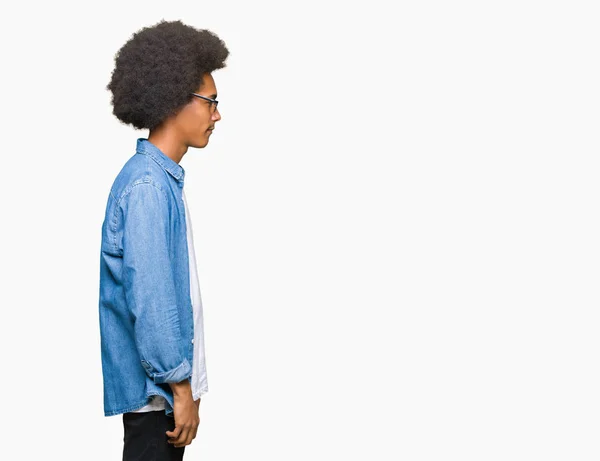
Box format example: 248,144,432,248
107,20,229,131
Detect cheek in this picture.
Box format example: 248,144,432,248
196,113,211,128
185,114,207,132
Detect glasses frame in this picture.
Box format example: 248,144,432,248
190,92,219,112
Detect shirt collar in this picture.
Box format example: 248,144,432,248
135,138,185,183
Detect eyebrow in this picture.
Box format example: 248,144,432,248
209,94,217,99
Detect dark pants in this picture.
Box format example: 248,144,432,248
122,410,185,461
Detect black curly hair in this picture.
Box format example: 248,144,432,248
107,20,229,131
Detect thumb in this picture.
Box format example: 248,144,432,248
166,425,182,438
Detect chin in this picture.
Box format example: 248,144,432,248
187,130,211,148
190,139,209,149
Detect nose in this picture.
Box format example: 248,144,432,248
212,107,221,122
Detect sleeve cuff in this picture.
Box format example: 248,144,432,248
141,358,192,384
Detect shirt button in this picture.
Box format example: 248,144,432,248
191,339,194,344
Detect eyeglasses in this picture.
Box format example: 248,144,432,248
190,93,219,113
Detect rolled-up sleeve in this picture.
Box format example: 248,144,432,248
120,181,192,384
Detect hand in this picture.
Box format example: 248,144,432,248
166,383,200,447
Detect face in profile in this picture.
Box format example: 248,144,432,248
177,72,221,148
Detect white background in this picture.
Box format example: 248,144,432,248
0,0,598,459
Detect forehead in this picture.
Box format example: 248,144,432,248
196,73,217,94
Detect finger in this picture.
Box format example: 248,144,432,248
171,426,191,447
186,427,198,446
181,427,196,447
190,418,201,442
191,425,199,441
165,425,182,439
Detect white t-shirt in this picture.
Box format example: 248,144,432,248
131,187,208,413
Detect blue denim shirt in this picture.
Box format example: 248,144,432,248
99,138,194,417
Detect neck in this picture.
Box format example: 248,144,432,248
148,126,188,164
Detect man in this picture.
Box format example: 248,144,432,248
99,20,229,460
